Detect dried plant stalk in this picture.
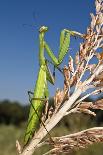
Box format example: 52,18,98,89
42,127,103,155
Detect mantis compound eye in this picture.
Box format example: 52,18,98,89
39,26,48,33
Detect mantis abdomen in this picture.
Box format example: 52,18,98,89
24,65,47,144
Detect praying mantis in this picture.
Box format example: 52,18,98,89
24,26,78,145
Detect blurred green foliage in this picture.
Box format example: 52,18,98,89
0,100,29,125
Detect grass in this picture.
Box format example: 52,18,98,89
0,124,24,155
0,114,103,155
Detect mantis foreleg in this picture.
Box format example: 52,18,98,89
44,29,77,66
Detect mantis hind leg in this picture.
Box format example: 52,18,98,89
27,90,54,143
28,91,48,102
28,89,49,120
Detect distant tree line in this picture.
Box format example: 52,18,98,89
0,98,54,126
0,100,29,126
0,98,103,126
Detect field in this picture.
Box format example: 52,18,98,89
0,114,103,155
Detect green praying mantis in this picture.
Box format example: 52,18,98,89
24,26,78,145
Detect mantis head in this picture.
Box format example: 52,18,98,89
39,26,48,33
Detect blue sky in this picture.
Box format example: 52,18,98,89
0,0,95,104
